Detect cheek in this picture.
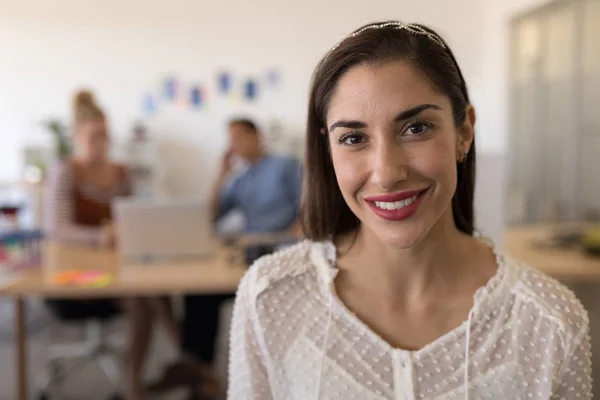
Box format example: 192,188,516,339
91,137,108,152
81,137,95,151
330,149,368,196
412,140,457,195
239,138,251,150
414,142,453,177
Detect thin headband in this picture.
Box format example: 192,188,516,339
328,22,447,55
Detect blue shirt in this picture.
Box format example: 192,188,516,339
217,155,302,233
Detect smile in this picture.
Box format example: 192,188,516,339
364,188,429,221
373,195,418,211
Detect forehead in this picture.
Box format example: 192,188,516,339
326,60,447,123
229,123,252,134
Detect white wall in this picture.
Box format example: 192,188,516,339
470,0,555,241
478,0,555,154
0,0,486,184
0,0,546,243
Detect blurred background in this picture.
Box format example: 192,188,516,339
0,0,515,237
1,0,599,398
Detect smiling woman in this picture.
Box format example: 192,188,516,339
227,21,592,400
304,24,475,243
324,60,473,249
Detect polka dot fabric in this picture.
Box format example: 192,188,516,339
228,241,592,399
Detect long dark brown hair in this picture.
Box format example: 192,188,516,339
300,21,476,241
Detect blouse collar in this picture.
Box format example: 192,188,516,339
309,237,513,319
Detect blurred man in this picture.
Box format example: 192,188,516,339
210,118,302,234
150,118,302,399
187,117,302,369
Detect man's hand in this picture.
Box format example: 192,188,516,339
219,148,235,176
211,148,235,221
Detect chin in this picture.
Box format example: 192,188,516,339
372,221,432,249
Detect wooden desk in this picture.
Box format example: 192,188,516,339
9,242,246,297
1,240,249,400
14,229,596,398
504,225,600,281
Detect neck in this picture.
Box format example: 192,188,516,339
336,210,475,307
75,156,108,168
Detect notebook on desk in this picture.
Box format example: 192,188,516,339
113,198,215,263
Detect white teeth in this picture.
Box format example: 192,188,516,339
373,195,418,211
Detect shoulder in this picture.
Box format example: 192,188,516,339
236,240,326,302
111,162,130,175
47,159,75,183
507,257,588,338
56,159,75,173
265,154,299,169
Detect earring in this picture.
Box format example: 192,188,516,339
458,151,467,163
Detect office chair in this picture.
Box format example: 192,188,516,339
37,300,124,400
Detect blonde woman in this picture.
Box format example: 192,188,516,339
45,90,179,400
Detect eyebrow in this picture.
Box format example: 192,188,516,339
328,104,443,132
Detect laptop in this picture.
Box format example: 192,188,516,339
113,197,215,262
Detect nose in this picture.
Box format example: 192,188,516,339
370,140,409,190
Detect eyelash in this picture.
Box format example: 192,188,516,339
336,120,435,146
337,131,366,146
405,120,435,136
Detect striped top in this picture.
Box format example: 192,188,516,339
44,160,132,246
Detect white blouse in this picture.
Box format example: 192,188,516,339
228,240,592,400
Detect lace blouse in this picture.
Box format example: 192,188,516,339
228,240,592,400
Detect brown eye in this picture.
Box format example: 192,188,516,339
404,122,433,136
338,132,367,146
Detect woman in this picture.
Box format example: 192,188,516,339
45,90,179,400
45,90,129,248
228,22,592,399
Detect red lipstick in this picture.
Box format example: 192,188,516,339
364,188,429,221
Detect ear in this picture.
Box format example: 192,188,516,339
457,105,476,156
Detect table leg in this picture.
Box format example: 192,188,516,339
15,297,28,400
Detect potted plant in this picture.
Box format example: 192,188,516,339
43,119,71,160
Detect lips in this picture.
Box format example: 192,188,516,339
364,187,429,221
365,189,424,202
